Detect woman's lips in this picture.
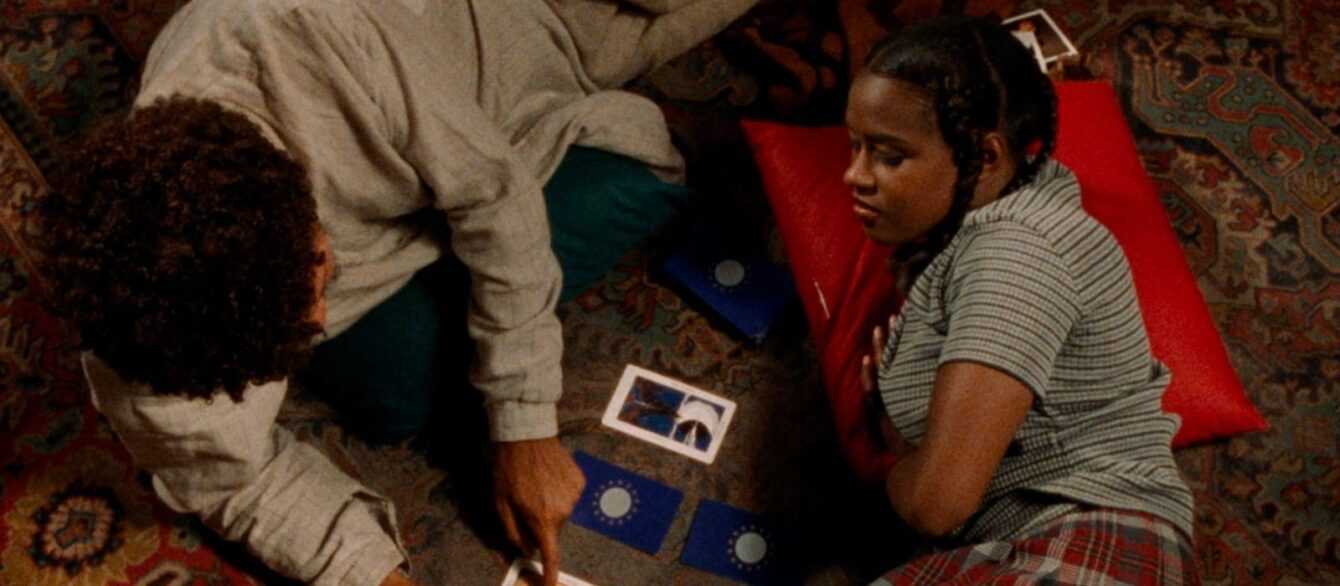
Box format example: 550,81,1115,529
852,201,880,224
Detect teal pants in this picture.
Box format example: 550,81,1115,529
302,259,466,444
302,147,689,443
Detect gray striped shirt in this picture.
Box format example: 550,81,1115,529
878,161,1194,542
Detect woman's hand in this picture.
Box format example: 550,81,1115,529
862,316,913,457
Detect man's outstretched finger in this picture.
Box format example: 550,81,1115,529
496,499,526,552
534,517,561,586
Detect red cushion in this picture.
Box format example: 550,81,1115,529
742,81,1267,484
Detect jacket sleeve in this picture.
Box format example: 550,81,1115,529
397,90,566,441
83,354,409,586
282,3,566,442
553,0,764,88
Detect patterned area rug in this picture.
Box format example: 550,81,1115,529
1,1,1337,584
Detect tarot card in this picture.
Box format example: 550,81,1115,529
660,221,797,343
1009,28,1048,72
499,559,597,586
681,499,797,585
569,451,683,554
1003,9,1079,69
601,365,737,465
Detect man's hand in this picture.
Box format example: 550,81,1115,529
378,568,422,586
493,437,586,586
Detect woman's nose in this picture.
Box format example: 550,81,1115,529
844,152,874,192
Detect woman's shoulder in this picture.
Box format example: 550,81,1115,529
963,161,1124,258
964,161,1077,226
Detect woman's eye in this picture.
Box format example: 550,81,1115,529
878,153,904,166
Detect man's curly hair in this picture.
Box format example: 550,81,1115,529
36,96,324,401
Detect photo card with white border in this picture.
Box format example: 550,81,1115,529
1003,9,1079,67
601,365,737,465
1008,27,1048,72
499,559,597,586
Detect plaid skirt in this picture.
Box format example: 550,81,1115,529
871,509,1199,586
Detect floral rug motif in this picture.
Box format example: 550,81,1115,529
1,1,1337,584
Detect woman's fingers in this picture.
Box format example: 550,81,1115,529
873,325,886,364
861,355,874,393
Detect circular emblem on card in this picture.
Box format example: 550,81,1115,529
598,486,633,519
592,480,639,526
726,525,771,570
713,259,747,288
733,531,767,564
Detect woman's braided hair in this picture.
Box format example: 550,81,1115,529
36,96,323,401
863,15,1057,284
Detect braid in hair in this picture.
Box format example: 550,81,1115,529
862,16,1058,288
980,20,1059,194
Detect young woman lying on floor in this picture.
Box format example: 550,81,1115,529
844,16,1198,585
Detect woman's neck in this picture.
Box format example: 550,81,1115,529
968,151,1020,210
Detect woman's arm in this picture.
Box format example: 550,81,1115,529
875,224,1078,536
884,362,1034,536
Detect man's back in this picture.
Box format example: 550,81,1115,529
136,0,687,339
55,2,762,583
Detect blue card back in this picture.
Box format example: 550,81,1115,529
569,451,684,554
680,499,797,584
660,230,796,343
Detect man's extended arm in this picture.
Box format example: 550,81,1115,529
83,354,409,586
399,84,585,586
382,25,584,586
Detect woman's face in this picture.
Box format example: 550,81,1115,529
844,74,958,247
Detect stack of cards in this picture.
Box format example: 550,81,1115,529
1003,9,1079,74
601,365,737,465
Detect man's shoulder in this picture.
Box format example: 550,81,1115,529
150,0,367,47
137,0,375,107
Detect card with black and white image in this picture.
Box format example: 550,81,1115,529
1003,9,1079,70
601,365,736,465
1008,26,1049,72
499,559,597,586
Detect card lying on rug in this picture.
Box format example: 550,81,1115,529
1003,9,1079,73
601,365,737,465
500,559,597,586
681,499,796,585
569,451,684,554
660,225,796,343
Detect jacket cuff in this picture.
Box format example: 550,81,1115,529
336,538,407,586
487,401,558,442
328,489,411,586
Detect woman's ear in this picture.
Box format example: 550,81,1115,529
980,132,1009,169
973,132,1018,203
